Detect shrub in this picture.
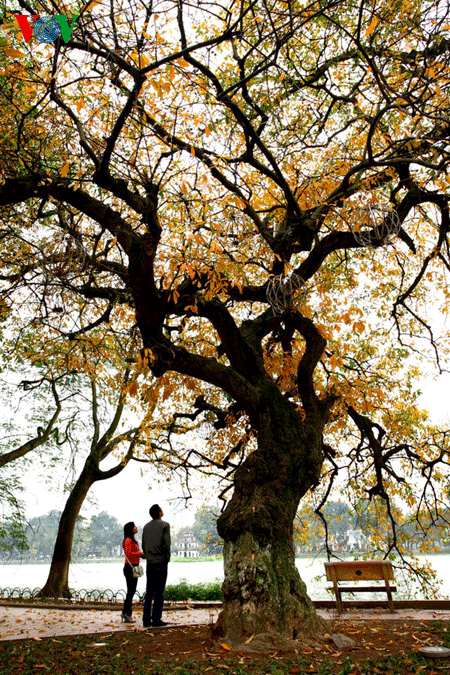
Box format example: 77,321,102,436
164,579,222,601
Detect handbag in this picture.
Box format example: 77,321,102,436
125,554,144,578
132,564,144,578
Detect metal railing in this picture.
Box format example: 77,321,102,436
0,586,144,604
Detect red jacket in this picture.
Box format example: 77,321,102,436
123,538,143,565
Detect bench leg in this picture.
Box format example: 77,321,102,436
336,587,343,613
385,584,395,612
330,569,343,613
382,563,395,612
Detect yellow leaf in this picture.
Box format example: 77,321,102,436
209,241,222,254
220,642,232,651
4,48,26,58
60,161,71,178
245,634,254,644
84,0,104,10
128,381,139,396
365,16,379,36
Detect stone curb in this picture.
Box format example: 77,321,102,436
2,598,450,611
0,600,221,612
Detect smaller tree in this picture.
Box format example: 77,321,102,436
0,476,28,559
295,501,356,553
27,511,62,558
191,505,223,556
323,502,357,550
0,333,81,549
88,511,123,558
38,368,143,598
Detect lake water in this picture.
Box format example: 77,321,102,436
1,554,449,600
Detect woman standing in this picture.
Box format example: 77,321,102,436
122,521,145,623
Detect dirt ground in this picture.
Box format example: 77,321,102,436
1,617,450,674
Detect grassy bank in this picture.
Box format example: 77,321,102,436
165,580,222,601
172,556,222,562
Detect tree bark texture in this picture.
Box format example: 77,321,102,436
216,385,327,644
38,459,97,598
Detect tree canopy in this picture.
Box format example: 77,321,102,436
1,0,450,644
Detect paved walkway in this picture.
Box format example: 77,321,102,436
0,604,220,641
2,604,450,642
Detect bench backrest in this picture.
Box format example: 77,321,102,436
324,560,394,582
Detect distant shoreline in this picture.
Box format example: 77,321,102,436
0,555,223,565
2,549,450,565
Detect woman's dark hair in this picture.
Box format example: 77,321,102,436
123,521,137,545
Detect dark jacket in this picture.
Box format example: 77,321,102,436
142,518,171,564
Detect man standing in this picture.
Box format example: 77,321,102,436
142,504,171,627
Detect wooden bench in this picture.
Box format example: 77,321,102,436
324,560,396,613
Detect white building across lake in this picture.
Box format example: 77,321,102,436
174,532,201,558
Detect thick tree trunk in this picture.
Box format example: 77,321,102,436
38,459,97,598
216,386,327,645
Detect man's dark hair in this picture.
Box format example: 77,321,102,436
150,504,161,519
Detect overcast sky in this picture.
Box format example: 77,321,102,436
23,445,221,532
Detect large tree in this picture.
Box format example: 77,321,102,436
1,0,450,643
